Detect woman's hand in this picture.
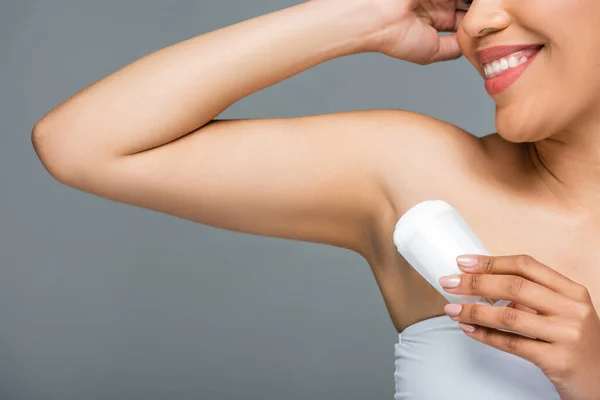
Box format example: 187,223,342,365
355,0,469,63
438,254,600,400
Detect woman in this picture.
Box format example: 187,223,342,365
31,0,600,398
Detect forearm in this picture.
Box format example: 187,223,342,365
34,0,382,158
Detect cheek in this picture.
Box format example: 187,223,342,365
538,38,600,132
563,37,600,98
494,36,600,142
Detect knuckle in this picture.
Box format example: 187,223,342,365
481,256,495,274
468,304,480,321
469,274,482,291
482,326,494,342
575,285,591,302
506,335,521,354
564,326,584,343
574,303,593,320
550,350,577,379
501,307,519,328
507,276,525,296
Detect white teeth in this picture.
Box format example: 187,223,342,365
483,53,531,78
492,60,501,73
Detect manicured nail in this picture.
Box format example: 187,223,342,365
444,303,463,316
439,275,461,288
459,323,476,333
457,255,478,269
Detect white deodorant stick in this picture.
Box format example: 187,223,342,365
393,200,511,307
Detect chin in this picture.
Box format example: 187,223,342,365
494,106,551,144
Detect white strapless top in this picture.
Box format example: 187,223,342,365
394,314,560,399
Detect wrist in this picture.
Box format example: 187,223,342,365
303,0,393,55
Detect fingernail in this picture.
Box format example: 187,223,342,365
439,275,461,288
444,303,463,316
457,255,478,269
459,323,476,333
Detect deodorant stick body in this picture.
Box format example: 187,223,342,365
393,200,511,307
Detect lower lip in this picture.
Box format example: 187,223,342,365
484,47,543,96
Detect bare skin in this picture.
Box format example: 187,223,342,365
31,0,600,338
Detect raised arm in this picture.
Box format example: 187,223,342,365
31,0,479,261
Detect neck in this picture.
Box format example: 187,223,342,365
530,122,600,213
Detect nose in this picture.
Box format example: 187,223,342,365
460,1,511,38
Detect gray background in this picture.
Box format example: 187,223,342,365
1,1,495,399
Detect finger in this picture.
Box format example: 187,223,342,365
507,301,539,313
513,303,538,314
428,33,462,63
458,322,552,367
443,273,572,315
457,254,591,303
450,303,567,342
454,10,467,30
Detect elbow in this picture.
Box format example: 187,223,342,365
31,118,81,186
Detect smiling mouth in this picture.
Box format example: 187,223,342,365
481,46,544,80
481,45,544,96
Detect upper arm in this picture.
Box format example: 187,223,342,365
33,109,482,260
